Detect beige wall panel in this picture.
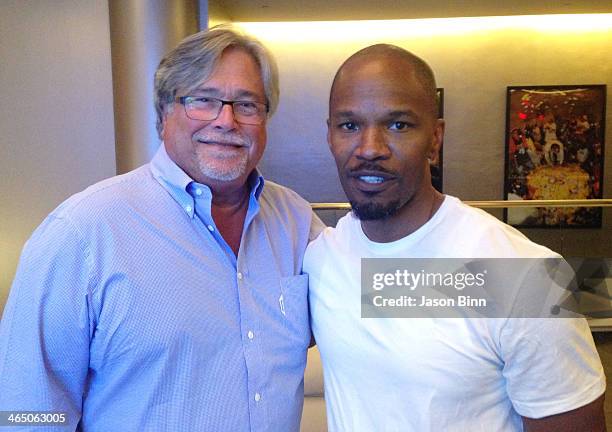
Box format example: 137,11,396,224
0,0,116,314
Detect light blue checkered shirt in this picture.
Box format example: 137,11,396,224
0,144,323,431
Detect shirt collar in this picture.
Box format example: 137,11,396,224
150,143,192,193
150,143,265,218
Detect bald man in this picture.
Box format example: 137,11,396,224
305,45,606,431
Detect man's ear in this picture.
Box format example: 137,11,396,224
326,118,332,149
160,109,171,142
428,118,445,164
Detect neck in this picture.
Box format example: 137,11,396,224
211,182,250,209
360,188,443,243
211,184,251,257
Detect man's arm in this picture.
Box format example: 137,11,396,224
522,393,606,431
501,317,606,431
0,215,92,429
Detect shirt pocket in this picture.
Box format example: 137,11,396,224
279,274,311,346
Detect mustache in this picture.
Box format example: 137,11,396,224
348,162,396,176
193,132,250,147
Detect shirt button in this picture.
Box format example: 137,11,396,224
247,330,254,339
254,392,261,402
184,205,192,213
237,272,243,280
195,188,203,196
207,224,214,232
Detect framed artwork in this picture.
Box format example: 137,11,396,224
504,85,606,228
431,88,444,192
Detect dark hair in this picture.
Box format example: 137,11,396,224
330,44,438,118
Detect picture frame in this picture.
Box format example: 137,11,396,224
431,88,444,192
503,85,606,228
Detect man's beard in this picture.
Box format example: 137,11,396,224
344,161,403,220
193,131,250,182
350,199,402,220
196,148,248,181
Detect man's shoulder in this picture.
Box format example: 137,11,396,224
256,180,326,241
441,196,556,258
259,179,312,213
50,164,155,223
305,212,354,258
19,165,155,259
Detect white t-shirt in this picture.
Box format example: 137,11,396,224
305,195,605,432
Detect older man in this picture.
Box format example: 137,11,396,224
305,44,605,431
0,26,322,431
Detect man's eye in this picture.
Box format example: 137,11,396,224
190,97,215,108
339,122,358,131
235,101,257,109
389,121,412,131
190,97,214,104
234,101,260,115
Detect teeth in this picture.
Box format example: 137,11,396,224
359,176,385,184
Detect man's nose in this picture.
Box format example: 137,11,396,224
356,127,391,160
210,103,238,129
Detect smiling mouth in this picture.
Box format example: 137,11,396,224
348,171,397,193
196,139,247,148
358,175,385,184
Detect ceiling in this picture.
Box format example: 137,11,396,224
209,0,612,22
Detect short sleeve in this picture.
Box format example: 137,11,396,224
500,317,605,418
0,214,93,428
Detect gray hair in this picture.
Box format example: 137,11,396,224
154,24,279,138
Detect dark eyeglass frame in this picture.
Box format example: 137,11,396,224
175,96,269,125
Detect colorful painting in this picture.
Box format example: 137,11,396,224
504,85,606,228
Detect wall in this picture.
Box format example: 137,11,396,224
0,0,116,315
238,15,612,256
109,0,199,173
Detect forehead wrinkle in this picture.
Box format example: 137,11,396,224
331,110,358,118
190,87,222,95
233,89,262,100
332,83,424,118
386,109,419,119
331,68,414,104
190,87,262,101
332,108,419,119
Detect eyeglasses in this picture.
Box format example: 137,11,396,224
176,96,268,125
